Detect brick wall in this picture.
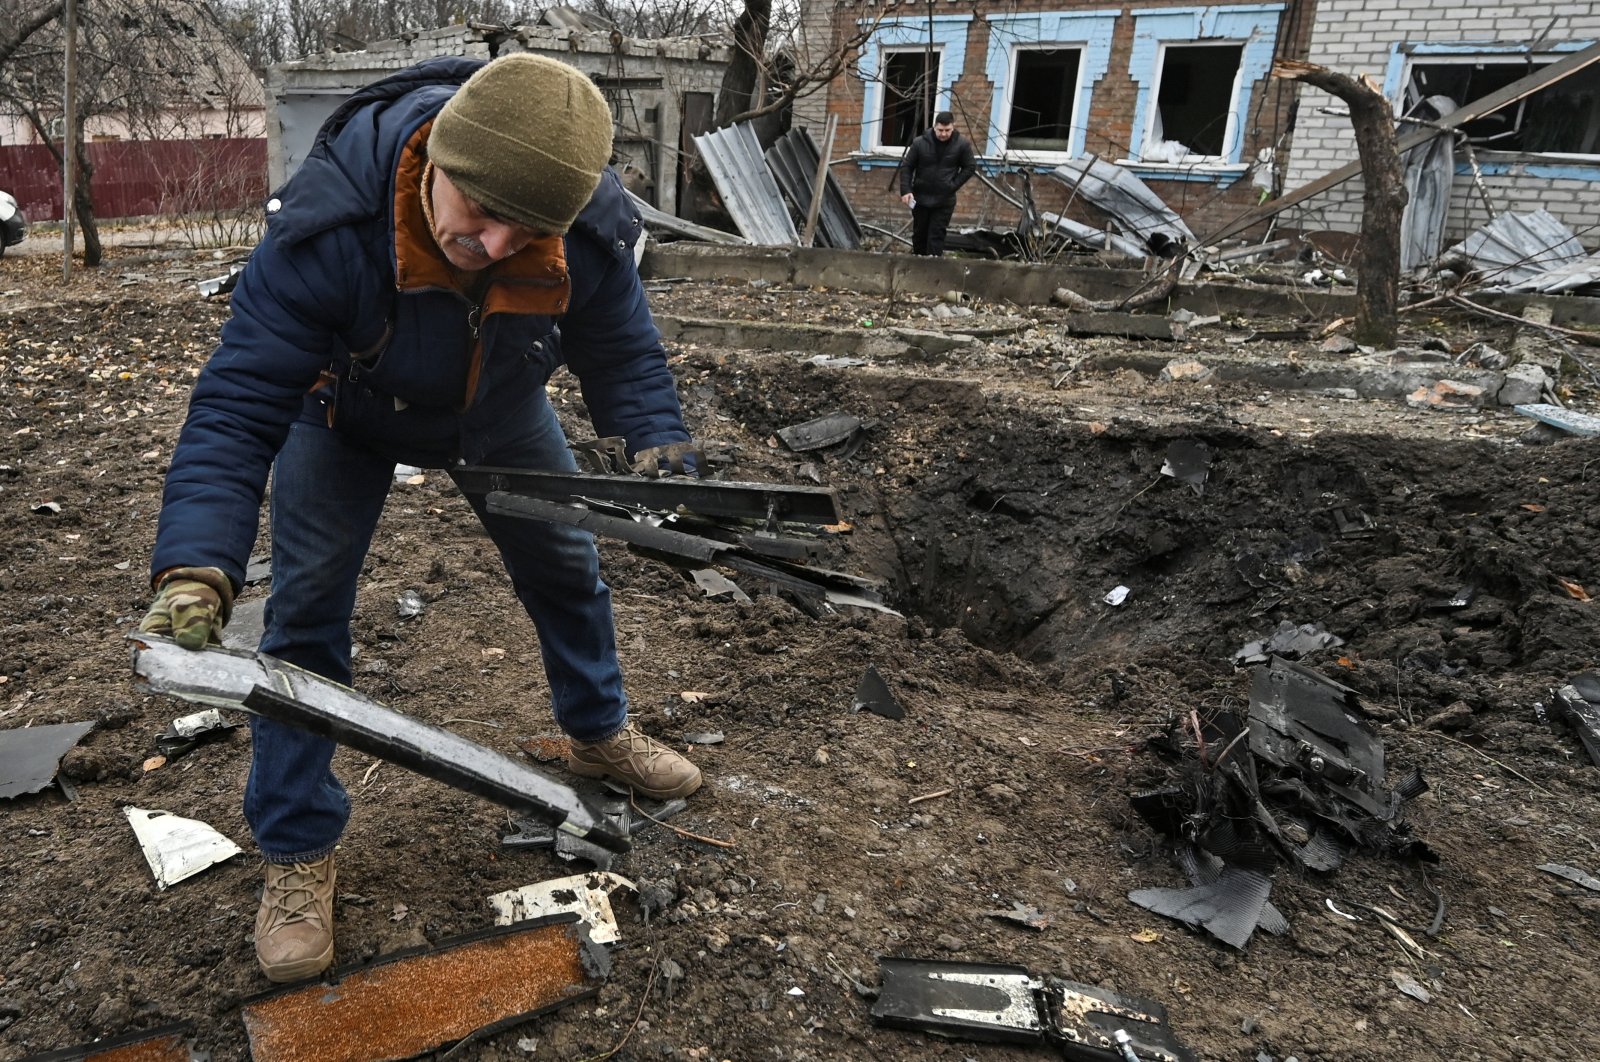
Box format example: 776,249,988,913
1284,2,1600,241
806,0,1315,247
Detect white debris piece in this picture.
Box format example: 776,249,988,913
488,870,636,945
125,807,242,889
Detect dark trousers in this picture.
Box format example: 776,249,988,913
911,201,956,256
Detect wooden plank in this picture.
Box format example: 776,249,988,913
1206,41,1600,244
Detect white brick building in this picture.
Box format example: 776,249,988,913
1284,4,1600,243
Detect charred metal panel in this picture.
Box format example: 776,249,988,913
452,465,843,526
1248,657,1388,818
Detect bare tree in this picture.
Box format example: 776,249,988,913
584,0,730,38
0,0,61,67
1275,59,1405,347
0,0,259,264
717,9,884,128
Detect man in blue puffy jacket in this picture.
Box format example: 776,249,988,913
137,53,702,983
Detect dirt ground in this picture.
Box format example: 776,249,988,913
3,242,1600,1062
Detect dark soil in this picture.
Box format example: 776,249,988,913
3,246,1600,1062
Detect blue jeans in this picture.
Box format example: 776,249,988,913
245,393,629,862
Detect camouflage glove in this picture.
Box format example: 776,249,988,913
138,567,234,650
630,441,702,478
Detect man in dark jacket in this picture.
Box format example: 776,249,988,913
898,111,978,256
137,53,702,983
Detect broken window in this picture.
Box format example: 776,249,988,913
1146,42,1244,160
879,49,938,149
1125,6,1281,168
1004,48,1082,152
1406,57,1600,156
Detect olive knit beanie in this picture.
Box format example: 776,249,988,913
428,54,614,235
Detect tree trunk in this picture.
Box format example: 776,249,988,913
713,0,771,129
74,163,101,268
1274,59,1405,348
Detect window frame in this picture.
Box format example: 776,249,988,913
1143,39,1248,164
983,10,1118,163
1123,4,1285,175
1386,41,1600,165
856,16,973,156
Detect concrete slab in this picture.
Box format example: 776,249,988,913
641,243,1358,319
1066,312,1178,340
1515,403,1600,436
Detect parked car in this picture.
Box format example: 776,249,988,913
0,191,27,255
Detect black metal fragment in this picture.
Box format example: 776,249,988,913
1553,676,1600,767
0,721,95,800
453,464,844,526
1159,439,1212,494
870,958,1197,1061
853,664,904,720
776,412,864,453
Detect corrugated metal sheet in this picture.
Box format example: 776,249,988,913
763,127,862,250
0,139,266,222
693,123,796,246
1447,209,1591,290
1048,158,1194,256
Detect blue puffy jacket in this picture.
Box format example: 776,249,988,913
150,56,688,592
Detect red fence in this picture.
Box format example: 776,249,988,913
0,138,266,222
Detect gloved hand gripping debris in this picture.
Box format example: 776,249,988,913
139,566,234,649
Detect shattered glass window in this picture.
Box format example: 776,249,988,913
1407,58,1600,156
1151,43,1245,159
1006,48,1082,152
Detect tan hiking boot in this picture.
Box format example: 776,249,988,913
568,723,703,800
254,854,336,983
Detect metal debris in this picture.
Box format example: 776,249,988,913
125,806,243,889
776,412,863,453
692,569,752,603
694,122,797,246
1391,971,1433,1004
1236,621,1345,665
155,708,240,761
488,871,636,944
130,637,628,854
871,957,1196,1061
1552,675,1600,767
763,126,863,250
1537,862,1600,892
396,589,426,618
1444,209,1594,292
1160,440,1212,495
1131,658,1431,948
0,721,95,800
197,264,243,297
852,664,904,720
626,188,745,246
17,1022,199,1061
1515,403,1600,438
240,915,607,1061
1047,158,1194,257
983,902,1050,931
1128,843,1288,951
